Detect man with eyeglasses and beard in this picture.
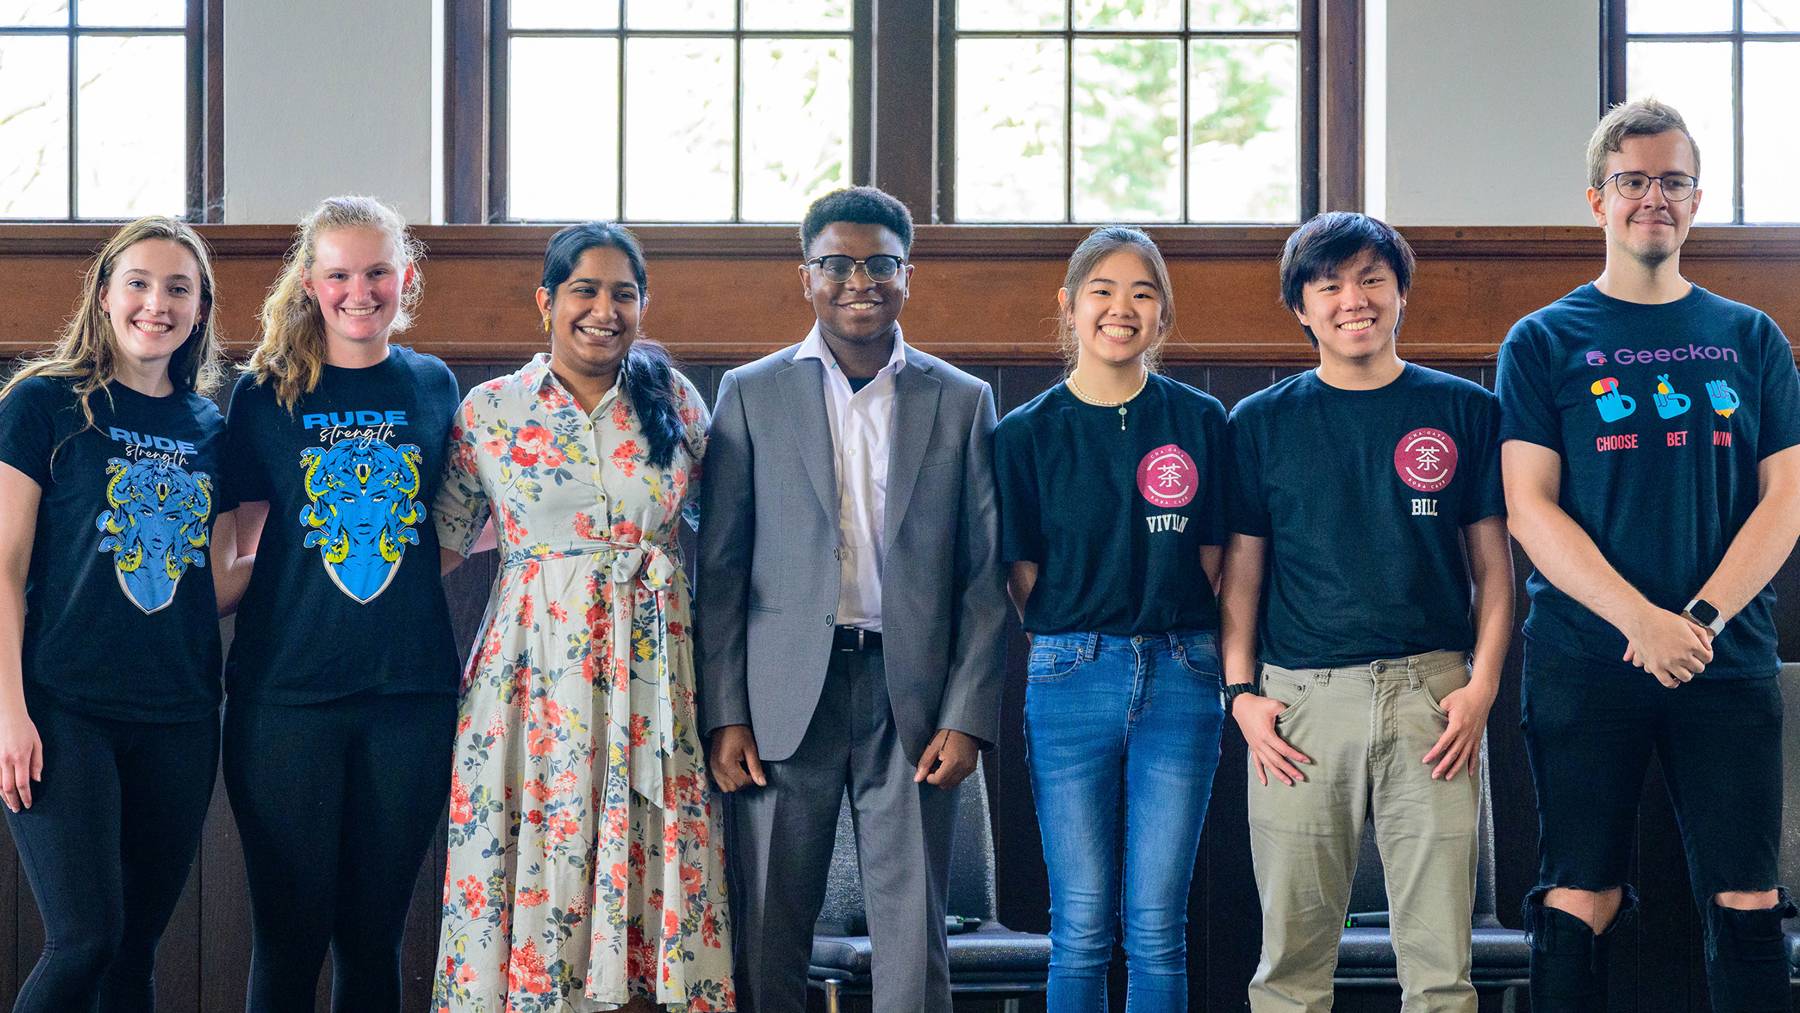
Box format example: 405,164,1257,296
697,185,1006,1012
1497,98,1800,1011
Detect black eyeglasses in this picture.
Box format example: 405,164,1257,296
1600,171,1698,202
803,254,905,283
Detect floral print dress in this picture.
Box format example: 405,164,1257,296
432,354,733,1012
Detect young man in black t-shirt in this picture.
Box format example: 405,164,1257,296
1221,212,1513,1011
1496,99,1800,1011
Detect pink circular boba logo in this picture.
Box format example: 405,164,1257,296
1137,444,1197,508
1393,428,1458,492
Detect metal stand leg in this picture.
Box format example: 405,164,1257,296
1001,1000,1022,1013
824,980,842,1013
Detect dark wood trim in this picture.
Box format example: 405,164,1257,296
443,0,490,223
487,0,510,222
850,0,875,188
1297,0,1320,217
203,0,223,222
185,0,203,219
6,225,1800,372
1601,0,1626,112
933,0,956,223
8,223,1800,259
870,0,935,219
1318,0,1363,211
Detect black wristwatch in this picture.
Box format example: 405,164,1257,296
1682,597,1726,636
1224,682,1259,716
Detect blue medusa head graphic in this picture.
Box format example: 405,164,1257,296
95,458,213,615
298,437,425,604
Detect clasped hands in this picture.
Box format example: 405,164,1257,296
708,724,980,792
1622,603,1715,687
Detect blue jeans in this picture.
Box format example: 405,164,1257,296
1024,630,1226,1013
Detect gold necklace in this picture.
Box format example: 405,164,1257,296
1066,369,1149,430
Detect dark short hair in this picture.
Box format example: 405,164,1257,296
1279,212,1416,345
542,220,647,295
800,186,914,258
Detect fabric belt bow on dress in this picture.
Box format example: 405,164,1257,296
509,539,680,810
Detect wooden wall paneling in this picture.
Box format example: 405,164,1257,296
5,226,1800,370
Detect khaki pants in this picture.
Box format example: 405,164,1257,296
1246,650,1480,1013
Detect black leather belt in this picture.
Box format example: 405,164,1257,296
832,626,883,653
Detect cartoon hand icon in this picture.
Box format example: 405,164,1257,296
1706,380,1740,418
1591,377,1636,423
1653,374,1691,419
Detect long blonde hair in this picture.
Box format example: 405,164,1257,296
247,195,424,410
0,216,224,425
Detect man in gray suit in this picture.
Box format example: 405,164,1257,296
697,186,1007,1013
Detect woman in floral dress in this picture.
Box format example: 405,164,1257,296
433,222,733,1012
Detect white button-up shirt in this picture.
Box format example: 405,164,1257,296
794,324,907,632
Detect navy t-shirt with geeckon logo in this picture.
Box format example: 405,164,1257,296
995,373,1228,636
0,376,232,722
221,346,462,703
1227,363,1505,670
1496,283,1800,679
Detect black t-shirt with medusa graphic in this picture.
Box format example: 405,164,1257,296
222,346,461,703
0,375,232,721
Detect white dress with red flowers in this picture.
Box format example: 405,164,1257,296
431,354,733,1012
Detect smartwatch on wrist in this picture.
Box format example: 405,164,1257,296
1224,682,1259,715
1682,597,1726,637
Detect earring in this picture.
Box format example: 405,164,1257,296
542,316,550,333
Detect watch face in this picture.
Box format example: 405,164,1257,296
1689,600,1720,626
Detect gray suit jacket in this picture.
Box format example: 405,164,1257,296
696,342,1006,764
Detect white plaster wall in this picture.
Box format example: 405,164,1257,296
223,0,436,224
1379,0,1600,225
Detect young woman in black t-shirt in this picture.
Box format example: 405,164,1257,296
0,217,232,1011
217,196,461,1011
994,227,1229,1011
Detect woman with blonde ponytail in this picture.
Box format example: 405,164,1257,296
0,217,235,1010
216,195,461,1012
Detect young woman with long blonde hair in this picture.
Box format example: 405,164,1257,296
218,195,462,1011
0,217,233,1010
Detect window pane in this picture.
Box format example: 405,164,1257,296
1626,41,1732,222
957,0,1064,31
1075,0,1181,30
1190,0,1297,30
1745,0,1796,31
77,0,182,27
1627,0,1730,34
1744,42,1800,221
508,37,619,220
1072,38,1179,221
741,38,850,221
956,38,1065,220
512,0,618,30
624,37,732,219
1,0,68,27
0,36,68,217
76,35,183,217
626,0,731,30
743,0,850,31
1189,37,1296,221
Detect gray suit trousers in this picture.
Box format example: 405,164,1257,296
730,646,956,1013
